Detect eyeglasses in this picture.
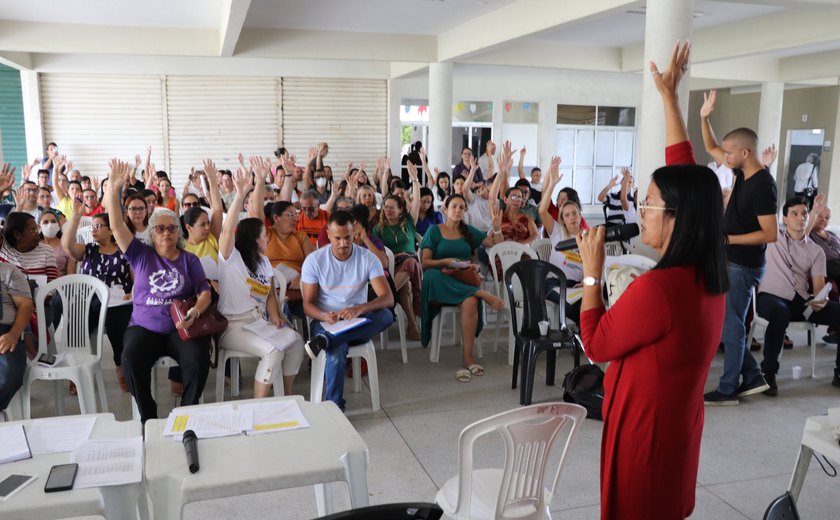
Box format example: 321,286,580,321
91,223,107,230
152,224,179,235
127,206,146,213
638,200,675,218
24,188,38,194
281,212,299,219
508,195,522,201
183,202,199,208
26,227,40,234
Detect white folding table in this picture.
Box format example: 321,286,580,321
143,396,369,520
788,415,840,500
0,413,142,520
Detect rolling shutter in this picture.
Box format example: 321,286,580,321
0,65,27,172
166,76,279,189
40,74,165,179
282,78,386,177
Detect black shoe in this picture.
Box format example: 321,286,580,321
304,334,329,361
783,335,793,350
704,390,739,406
832,375,840,388
750,338,762,352
737,374,771,398
762,373,778,397
823,333,840,345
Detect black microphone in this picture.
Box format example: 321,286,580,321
183,429,200,474
554,223,640,251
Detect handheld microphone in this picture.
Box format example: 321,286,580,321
554,223,639,251
182,429,200,474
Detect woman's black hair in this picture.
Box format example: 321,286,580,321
652,164,728,294
182,206,206,235
350,203,370,230
435,172,450,201
140,189,156,200
559,187,582,208
235,217,265,275
269,201,295,223
3,212,35,249
91,213,117,244
443,193,476,252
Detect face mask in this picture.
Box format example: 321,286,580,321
41,222,60,238
315,178,327,188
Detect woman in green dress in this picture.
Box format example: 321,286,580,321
419,193,506,382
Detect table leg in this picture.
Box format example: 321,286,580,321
342,450,369,508
787,444,814,501
314,483,333,516
102,483,142,520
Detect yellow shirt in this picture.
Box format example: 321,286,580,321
57,197,73,219
184,234,219,263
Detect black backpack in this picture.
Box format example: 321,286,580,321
562,364,605,420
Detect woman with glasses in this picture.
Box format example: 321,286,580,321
105,159,212,423
575,42,727,519
63,199,133,392
123,193,151,244
499,187,538,245
182,161,223,268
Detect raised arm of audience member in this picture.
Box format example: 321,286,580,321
248,156,268,220
61,198,89,261
279,157,296,202
202,159,224,240
761,144,778,170
489,156,505,204
218,169,251,261
52,155,69,200
699,90,726,165
517,147,527,180
406,162,421,223
302,147,315,191
143,145,154,188
461,156,479,203
597,176,618,204
619,168,633,211
378,160,390,196
539,157,562,237
106,159,135,252
0,163,16,197
806,193,827,236
315,143,325,172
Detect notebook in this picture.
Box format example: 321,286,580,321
0,424,32,465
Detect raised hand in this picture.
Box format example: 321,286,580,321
135,154,142,168
519,147,526,159
406,161,419,181
72,196,84,217
650,40,691,98
813,193,827,214
233,167,251,195
66,160,74,172
108,158,130,190
237,153,246,169
761,144,778,168
12,185,24,208
22,162,32,181
202,159,219,185
0,163,16,193
490,200,502,231
700,90,717,118
91,176,101,192
308,147,317,162
249,156,270,181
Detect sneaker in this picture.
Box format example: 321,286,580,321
762,373,778,397
823,332,840,345
737,374,771,398
304,334,328,361
832,375,840,388
704,390,739,406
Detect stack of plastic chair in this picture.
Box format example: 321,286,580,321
435,403,586,520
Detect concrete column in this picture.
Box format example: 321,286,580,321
757,81,784,181
20,70,43,162
428,62,453,173
826,93,840,219
636,0,694,200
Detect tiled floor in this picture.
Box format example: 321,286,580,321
23,319,840,519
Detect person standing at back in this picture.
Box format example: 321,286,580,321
701,89,778,405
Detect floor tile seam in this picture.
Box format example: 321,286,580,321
696,483,753,520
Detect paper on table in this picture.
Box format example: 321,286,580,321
239,400,310,435
565,287,583,305
0,424,32,464
26,416,97,455
321,317,371,336
242,319,301,351
199,256,219,281
804,282,832,319
70,436,143,489
163,405,252,441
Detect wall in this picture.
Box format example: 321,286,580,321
0,64,26,172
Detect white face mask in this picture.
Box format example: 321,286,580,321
315,178,327,188
41,222,60,238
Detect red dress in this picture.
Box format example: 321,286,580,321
580,266,724,519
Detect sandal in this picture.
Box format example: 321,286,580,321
456,368,471,383
464,364,485,377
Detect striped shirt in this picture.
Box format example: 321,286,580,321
0,235,60,283
604,189,634,226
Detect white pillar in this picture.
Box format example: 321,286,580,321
827,93,840,219
757,81,784,181
20,70,43,162
636,0,694,200
428,62,453,173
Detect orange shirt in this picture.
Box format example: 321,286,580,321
295,208,329,246
265,227,309,272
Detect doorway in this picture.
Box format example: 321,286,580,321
784,128,825,205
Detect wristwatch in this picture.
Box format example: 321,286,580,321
582,276,601,286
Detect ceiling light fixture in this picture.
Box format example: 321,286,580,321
627,6,704,18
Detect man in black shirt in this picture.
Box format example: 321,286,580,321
700,90,778,406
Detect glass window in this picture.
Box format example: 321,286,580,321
451,126,492,169
453,101,492,123
557,105,596,125
400,99,429,123
598,106,636,127
503,101,539,124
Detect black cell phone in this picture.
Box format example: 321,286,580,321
38,354,57,366
44,463,78,492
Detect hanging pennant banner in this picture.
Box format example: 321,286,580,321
523,102,531,112
505,102,512,112
469,103,477,114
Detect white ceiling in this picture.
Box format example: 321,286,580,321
0,0,224,28
244,0,519,34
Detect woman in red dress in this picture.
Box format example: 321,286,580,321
576,42,728,519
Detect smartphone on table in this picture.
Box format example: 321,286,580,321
0,474,37,502
44,463,78,493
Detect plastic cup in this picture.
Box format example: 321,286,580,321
792,366,802,380
538,321,549,336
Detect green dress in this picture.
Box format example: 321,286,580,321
419,224,488,347
372,219,417,255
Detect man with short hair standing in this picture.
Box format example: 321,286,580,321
301,211,394,410
701,90,778,405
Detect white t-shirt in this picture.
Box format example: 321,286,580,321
217,248,274,317
467,196,492,232
707,161,733,190
548,222,583,283
300,244,384,312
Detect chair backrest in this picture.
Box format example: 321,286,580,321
530,238,552,262
454,403,586,519
603,254,657,273
318,502,443,520
489,242,539,298
75,225,94,246
273,268,288,316
384,246,396,275
35,274,109,359
505,260,567,336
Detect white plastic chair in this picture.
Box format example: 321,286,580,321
75,225,94,245
489,242,538,366
21,275,110,419
435,403,587,520
309,340,380,412
530,238,552,262
747,287,817,378
380,247,408,364
604,254,657,272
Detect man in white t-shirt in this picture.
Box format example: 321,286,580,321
301,211,394,410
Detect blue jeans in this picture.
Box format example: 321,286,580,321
0,324,26,411
717,262,764,395
310,308,394,409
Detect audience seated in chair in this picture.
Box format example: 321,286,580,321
807,195,840,344
0,262,33,415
